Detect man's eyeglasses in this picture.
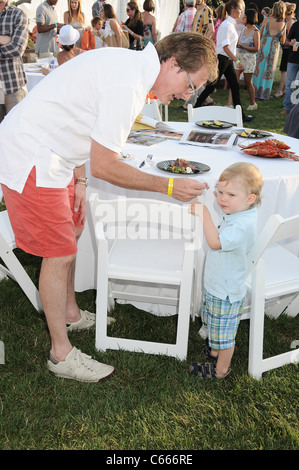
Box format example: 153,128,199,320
185,71,196,95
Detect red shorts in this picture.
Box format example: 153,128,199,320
1,167,84,258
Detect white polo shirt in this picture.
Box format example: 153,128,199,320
0,44,161,192
216,16,238,57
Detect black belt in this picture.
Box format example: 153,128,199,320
217,54,231,61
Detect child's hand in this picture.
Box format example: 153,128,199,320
189,200,203,217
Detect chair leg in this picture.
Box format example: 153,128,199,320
175,251,194,360
248,261,265,380
0,340,4,364
95,252,109,352
284,294,299,317
0,242,42,311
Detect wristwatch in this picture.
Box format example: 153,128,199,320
74,177,88,187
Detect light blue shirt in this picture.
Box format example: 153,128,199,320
204,207,257,302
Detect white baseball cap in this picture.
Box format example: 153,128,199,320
58,25,80,46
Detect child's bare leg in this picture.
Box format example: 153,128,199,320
210,348,218,359
215,347,234,377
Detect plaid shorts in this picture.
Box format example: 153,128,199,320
201,289,244,350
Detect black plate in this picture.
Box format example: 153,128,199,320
156,160,210,175
234,129,272,138
195,120,233,129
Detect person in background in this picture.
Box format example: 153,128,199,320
0,0,28,122
91,16,104,48
283,101,299,136
35,0,64,58
233,9,260,111
253,0,286,100
100,3,123,48
212,3,228,92
274,2,296,98
174,0,197,33
211,3,227,43
123,1,144,50
41,24,84,73
0,33,218,383
193,0,255,123
189,0,215,106
189,162,263,380
92,0,105,18
172,1,187,32
57,24,84,65
142,0,157,45
192,0,214,39
281,16,299,115
248,2,264,27
261,6,271,18
63,0,85,48
175,0,203,111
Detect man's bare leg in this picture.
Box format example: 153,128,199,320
65,226,87,323
39,254,75,361
65,255,81,323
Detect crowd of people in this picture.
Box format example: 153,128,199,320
0,0,158,121
34,0,157,54
0,0,297,384
174,0,299,120
2,0,299,121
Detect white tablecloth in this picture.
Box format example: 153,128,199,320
75,122,299,311
25,72,44,93
24,60,57,92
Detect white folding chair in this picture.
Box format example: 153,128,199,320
141,100,162,121
245,214,299,380
187,104,243,127
89,195,201,360
0,189,42,312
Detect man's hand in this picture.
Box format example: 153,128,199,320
172,178,209,202
74,182,86,224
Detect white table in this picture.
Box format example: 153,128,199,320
25,72,44,93
24,60,57,92
74,121,299,314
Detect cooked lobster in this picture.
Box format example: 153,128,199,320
239,139,299,160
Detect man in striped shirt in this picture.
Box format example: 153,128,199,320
0,0,28,122
174,1,197,33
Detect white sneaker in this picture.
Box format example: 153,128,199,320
48,347,115,382
66,309,116,331
247,103,258,111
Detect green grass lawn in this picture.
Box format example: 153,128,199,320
0,70,298,451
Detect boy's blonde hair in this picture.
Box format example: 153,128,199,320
218,162,263,207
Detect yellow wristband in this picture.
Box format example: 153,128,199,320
167,178,174,196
